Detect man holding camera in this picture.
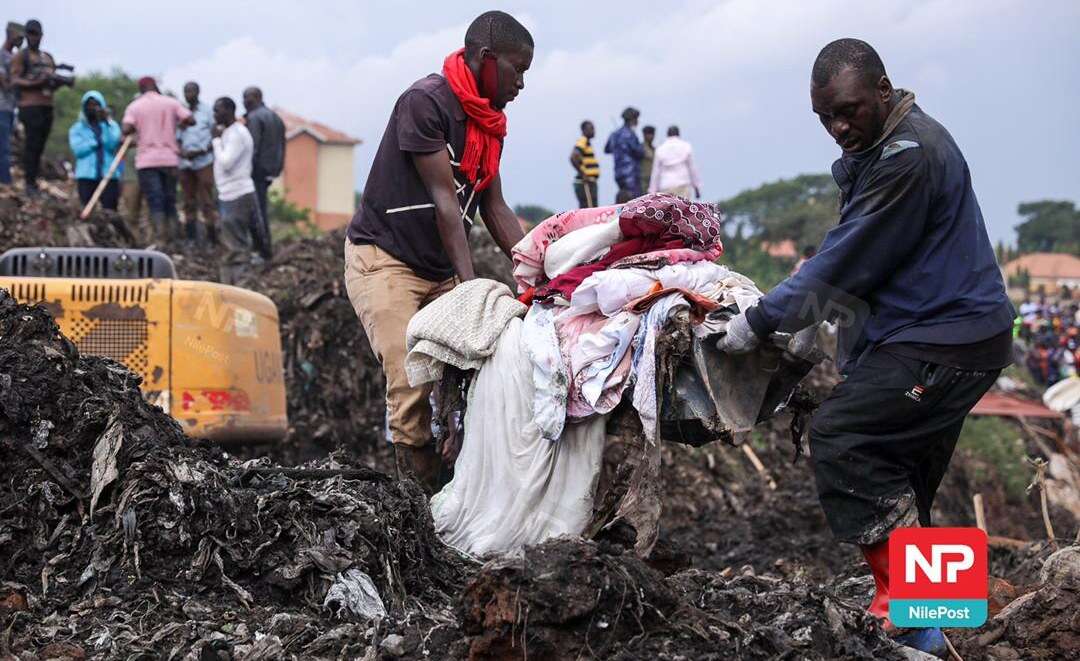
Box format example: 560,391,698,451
10,19,71,195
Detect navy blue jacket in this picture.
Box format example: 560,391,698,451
746,103,1014,373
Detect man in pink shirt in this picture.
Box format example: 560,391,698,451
122,76,194,242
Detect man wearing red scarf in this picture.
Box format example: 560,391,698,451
344,11,533,492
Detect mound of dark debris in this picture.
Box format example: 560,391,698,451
0,291,469,659
459,537,907,661
952,545,1080,661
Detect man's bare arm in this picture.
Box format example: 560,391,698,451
481,173,525,260
412,150,475,281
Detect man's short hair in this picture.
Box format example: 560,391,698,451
812,38,887,88
216,96,236,115
667,125,680,137
184,81,199,92
642,125,655,135
580,120,593,132
464,11,533,58
621,107,639,122
25,19,41,34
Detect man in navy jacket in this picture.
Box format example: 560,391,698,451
718,38,1013,656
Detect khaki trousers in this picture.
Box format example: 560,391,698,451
344,240,456,447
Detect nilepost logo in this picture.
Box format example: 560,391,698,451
889,527,988,628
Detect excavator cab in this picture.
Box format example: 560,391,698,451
0,247,287,444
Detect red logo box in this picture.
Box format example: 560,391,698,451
889,527,987,600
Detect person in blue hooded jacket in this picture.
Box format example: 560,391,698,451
69,90,122,210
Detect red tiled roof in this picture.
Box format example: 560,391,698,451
971,392,1063,419
274,107,361,146
1003,253,1080,279
761,239,798,259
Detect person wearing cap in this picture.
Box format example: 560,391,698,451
604,106,644,201
0,22,25,186
122,77,195,243
10,19,63,194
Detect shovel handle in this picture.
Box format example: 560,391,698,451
80,135,133,220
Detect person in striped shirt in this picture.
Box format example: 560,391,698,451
570,120,599,208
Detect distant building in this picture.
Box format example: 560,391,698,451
760,239,798,260
1003,252,1080,295
274,108,362,230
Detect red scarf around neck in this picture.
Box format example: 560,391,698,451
442,48,506,192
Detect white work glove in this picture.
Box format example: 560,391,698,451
715,311,760,355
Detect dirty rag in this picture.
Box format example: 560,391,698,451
405,278,525,387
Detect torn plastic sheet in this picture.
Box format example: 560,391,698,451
323,568,387,621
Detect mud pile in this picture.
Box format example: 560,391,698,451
953,546,1080,660
0,291,470,658
460,537,905,660
0,186,135,252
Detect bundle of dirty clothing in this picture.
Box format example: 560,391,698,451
407,194,790,557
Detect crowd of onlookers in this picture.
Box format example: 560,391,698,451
1017,297,1080,386
569,107,703,207
1,18,285,282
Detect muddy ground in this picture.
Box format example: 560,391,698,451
1,182,1078,659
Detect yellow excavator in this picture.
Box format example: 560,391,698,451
1,247,287,444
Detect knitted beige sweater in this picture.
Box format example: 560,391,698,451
405,279,526,387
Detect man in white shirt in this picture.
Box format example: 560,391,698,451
210,96,260,283
648,125,702,199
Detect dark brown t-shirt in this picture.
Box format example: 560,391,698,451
9,49,57,107
348,74,486,282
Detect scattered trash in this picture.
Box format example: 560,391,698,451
324,569,387,621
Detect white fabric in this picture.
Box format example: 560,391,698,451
542,217,622,279
573,311,640,407
522,304,570,441
648,136,702,194
431,318,607,556
570,262,746,317
405,279,526,387
212,123,256,202
1044,376,1080,413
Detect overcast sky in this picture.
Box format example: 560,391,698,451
20,0,1080,243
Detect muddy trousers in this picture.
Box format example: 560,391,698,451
343,241,456,448
808,350,999,546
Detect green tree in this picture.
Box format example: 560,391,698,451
1015,200,1080,254
45,69,140,161
719,234,792,291
718,173,839,250
268,189,317,241
514,204,555,227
